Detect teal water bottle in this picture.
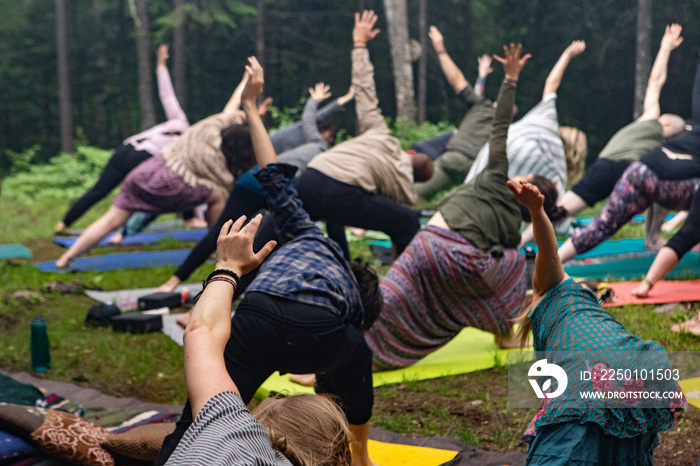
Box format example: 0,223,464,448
30,316,51,372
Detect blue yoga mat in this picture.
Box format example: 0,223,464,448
54,229,207,248
575,213,676,226
34,249,192,272
522,238,648,260
0,244,33,259
563,250,700,280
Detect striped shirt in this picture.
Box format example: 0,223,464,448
165,391,292,465
465,93,567,201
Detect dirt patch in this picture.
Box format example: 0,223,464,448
0,314,19,333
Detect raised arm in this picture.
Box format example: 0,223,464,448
508,180,566,295
352,10,387,134
542,40,585,100
156,44,188,123
183,215,274,416
640,24,683,121
474,54,494,99
301,82,332,143
486,43,530,174
223,72,249,115
430,25,468,94
241,57,277,168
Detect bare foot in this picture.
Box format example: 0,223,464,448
176,309,193,328
289,373,316,386
184,217,208,229
107,232,124,245
348,227,367,237
671,312,700,336
55,254,72,269
158,276,181,293
631,280,652,298
54,221,66,234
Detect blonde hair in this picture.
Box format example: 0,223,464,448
514,294,535,347
252,394,353,465
559,126,588,184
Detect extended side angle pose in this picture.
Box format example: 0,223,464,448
365,44,565,370
155,57,381,466
414,26,497,200
54,45,191,234
55,71,257,268
558,49,700,300
465,40,589,218
509,179,685,466
520,24,686,247
161,200,354,465
293,10,434,257
158,82,347,294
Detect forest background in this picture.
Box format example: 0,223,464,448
2,0,700,176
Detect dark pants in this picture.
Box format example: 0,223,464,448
570,158,631,207
154,292,373,466
294,168,420,257
410,131,455,160
62,144,151,226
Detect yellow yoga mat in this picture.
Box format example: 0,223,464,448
367,439,458,465
255,327,523,398
679,377,700,410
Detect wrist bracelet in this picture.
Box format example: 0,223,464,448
193,276,238,303
208,268,241,284
504,78,518,85
353,43,367,49
642,277,655,289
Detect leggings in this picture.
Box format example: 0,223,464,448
62,144,151,226
571,162,700,257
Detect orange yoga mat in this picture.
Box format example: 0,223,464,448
603,280,700,307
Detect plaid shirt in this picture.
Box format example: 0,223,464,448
246,163,364,327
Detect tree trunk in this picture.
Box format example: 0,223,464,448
633,0,652,119
172,0,186,110
92,0,108,147
416,0,427,123
383,0,415,121
132,0,156,130
55,0,74,153
256,0,265,70
119,0,132,139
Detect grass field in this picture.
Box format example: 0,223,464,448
1,193,700,465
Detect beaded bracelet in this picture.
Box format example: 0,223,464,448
207,268,241,284
192,271,240,303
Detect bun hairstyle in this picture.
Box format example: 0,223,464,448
252,394,353,466
559,126,588,184
220,124,256,178
520,175,567,223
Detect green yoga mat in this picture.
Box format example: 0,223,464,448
254,327,519,399
0,244,33,260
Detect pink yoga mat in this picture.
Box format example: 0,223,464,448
603,280,700,307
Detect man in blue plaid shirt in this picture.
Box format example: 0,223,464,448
157,57,381,466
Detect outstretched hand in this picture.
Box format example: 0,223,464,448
493,43,531,81
257,96,273,116
429,26,445,54
309,82,332,102
563,40,586,58
215,215,276,277
661,23,683,51
507,179,544,211
242,56,264,105
157,44,169,68
477,54,493,77
353,10,380,47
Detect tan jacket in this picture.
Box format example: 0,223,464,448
308,48,417,206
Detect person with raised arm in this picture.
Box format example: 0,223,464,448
414,26,499,200
55,44,191,234
509,179,685,465
157,82,348,296
519,24,685,248
156,57,380,466
464,40,588,229
55,67,257,269
365,43,567,370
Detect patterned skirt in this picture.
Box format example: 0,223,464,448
365,226,526,371
114,155,212,214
